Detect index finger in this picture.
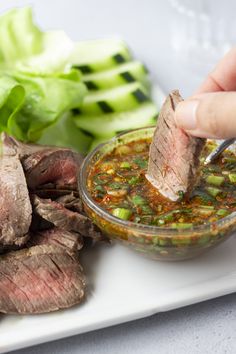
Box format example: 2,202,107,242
195,47,236,94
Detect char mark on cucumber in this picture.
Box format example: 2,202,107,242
146,90,206,201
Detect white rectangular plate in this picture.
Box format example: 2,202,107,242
1,238,236,353
1,85,236,353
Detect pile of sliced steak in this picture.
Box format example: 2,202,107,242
146,90,206,201
0,134,103,314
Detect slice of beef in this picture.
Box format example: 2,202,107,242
2,133,83,191
0,245,85,314
35,188,80,200
28,228,84,253
55,193,84,213
146,90,206,201
22,148,82,191
32,195,104,241
1,133,49,158
0,154,32,247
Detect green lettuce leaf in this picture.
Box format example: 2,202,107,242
38,112,92,154
3,69,87,141
0,7,43,65
0,7,87,145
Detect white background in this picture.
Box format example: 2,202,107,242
1,1,236,353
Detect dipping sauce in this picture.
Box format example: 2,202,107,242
87,139,236,228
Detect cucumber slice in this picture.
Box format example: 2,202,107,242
83,61,149,90
73,102,158,137
70,38,131,73
77,82,150,115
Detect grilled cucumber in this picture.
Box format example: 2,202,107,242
70,38,131,73
83,61,149,90
73,102,158,137
76,82,150,115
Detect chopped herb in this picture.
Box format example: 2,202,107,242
133,157,148,169
205,175,225,186
140,205,154,215
108,182,123,190
130,195,147,206
216,209,229,216
171,223,193,229
206,186,221,198
95,185,105,192
120,161,131,169
229,173,236,183
93,173,110,185
128,176,141,185
112,208,132,220
177,190,184,201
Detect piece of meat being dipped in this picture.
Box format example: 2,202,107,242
146,90,205,201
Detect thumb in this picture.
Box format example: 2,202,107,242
175,91,236,139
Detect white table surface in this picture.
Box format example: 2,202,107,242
1,0,236,353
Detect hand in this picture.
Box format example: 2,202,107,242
175,48,236,139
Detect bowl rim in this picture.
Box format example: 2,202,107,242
79,127,236,238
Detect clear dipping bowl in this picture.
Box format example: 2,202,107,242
79,127,236,261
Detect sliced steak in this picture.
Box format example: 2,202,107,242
32,195,103,241
0,245,85,314
1,133,49,158
28,228,84,253
146,90,206,201
22,148,82,190
0,154,32,247
56,193,84,213
2,133,83,191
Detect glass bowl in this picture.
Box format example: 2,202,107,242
79,127,236,261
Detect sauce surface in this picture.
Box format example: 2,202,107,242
87,139,236,228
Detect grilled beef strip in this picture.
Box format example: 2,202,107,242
32,195,104,241
0,148,32,247
0,245,85,314
146,90,206,201
27,228,84,254
2,132,83,191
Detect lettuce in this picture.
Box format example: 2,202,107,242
7,70,87,141
0,7,87,145
38,113,92,154
0,7,43,65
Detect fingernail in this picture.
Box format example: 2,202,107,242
175,100,199,130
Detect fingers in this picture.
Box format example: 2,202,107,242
175,92,236,139
195,48,236,94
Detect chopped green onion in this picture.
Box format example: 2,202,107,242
206,186,221,198
109,182,123,190
131,195,147,206
191,189,216,204
216,209,229,216
171,223,193,229
196,207,215,216
94,185,105,192
198,205,215,210
128,176,141,185
93,173,110,185
140,205,154,215
120,161,131,169
222,156,236,164
177,190,184,201
205,175,225,186
133,157,148,169
229,173,236,183
224,162,236,170
133,143,147,152
115,145,132,155
157,219,165,226
112,208,132,220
